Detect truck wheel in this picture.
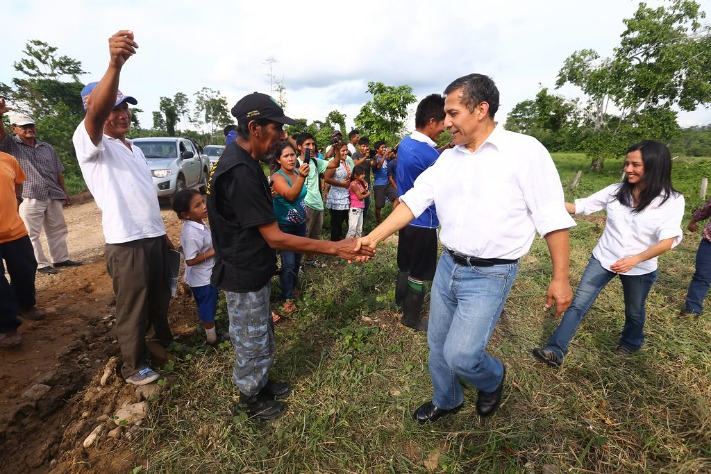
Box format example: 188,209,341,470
199,168,208,194
176,176,186,195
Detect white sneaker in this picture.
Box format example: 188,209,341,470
126,367,160,385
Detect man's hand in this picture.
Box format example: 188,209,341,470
0,97,11,116
352,235,378,262
165,234,176,250
688,220,699,232
109,30,138,68
336,238,374,262
545,278,572,316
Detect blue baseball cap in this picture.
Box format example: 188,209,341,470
81,82,137,111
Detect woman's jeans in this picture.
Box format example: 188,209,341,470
684,238,711,315
546,256,657,361
428,251,519,410
278,222,306,301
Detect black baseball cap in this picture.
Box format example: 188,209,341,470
231,92,296,125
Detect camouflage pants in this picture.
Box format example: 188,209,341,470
225,284,275,396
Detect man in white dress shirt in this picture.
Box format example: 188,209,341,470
357,73,575,422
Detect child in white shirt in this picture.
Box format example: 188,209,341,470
173,189,220,344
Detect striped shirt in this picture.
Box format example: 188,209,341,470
0,134,66,200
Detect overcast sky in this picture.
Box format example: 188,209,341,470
2,0,710,137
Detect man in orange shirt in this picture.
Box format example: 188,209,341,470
0,150,44,347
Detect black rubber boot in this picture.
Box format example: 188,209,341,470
401,286,428,332
395,271,409,308
239,392,287,420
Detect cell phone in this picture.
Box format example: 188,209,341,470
369,149,377,159
305,148,311,164
269,179,274,187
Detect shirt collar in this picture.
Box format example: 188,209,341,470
410,130,436,147
185,219,206,230
13,135,43,148
453,122,502,154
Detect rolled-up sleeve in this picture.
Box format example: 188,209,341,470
657,194,685,248
521,145,575,237
574,184,617,216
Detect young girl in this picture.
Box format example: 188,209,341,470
346,165,370,238
172,189,220,345
324,142,353,241
271,142,309,314
533,140,685,367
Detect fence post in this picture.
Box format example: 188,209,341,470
701,178,708,199
570,170,582,190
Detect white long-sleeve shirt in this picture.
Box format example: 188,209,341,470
400,125,575,260
574,183,685,275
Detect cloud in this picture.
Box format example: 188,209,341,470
1,0,709,133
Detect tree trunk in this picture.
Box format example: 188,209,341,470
590,156,604,171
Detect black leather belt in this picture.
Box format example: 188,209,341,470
445,248,518,267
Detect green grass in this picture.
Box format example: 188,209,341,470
136,155,710,473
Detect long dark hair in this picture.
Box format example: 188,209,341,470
615,140,677,213
269,141,297,173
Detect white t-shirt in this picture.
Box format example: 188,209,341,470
180,219,214,287
73,120,165,244
401,125,575,260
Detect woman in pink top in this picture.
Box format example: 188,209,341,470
346,165,370,238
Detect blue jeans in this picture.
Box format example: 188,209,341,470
684,238,711,315
546,256,657,360
428,252,519,410
278,222,306,301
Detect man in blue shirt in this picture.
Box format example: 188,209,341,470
394,94,446,331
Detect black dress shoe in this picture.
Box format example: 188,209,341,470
37,266,59,275
258,380,292,400
55,259,82,267
476,366,506,417
412,400,462,423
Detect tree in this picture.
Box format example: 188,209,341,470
1,40,87,181
556,0,711,169
159,97,178,136
355,82,416,145
505,88,581,151
194,88,232,136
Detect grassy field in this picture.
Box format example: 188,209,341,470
137,153,710,473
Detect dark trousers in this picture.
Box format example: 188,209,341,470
329,209,349,241
106,236,173,379
0,235,36,333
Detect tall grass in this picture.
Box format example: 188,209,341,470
138,154,710,473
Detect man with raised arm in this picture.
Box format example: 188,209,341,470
72,30,175,386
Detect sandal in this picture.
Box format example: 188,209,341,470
281,300,297,315
271,311,282,324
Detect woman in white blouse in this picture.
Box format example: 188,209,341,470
533,140,685,367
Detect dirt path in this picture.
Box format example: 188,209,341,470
0,194,194,473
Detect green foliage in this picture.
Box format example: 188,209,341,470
13,39,85,81
355,82,417,145
668,125,711,156
193,87,232,137
555,0,711,169
505,87,582,151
